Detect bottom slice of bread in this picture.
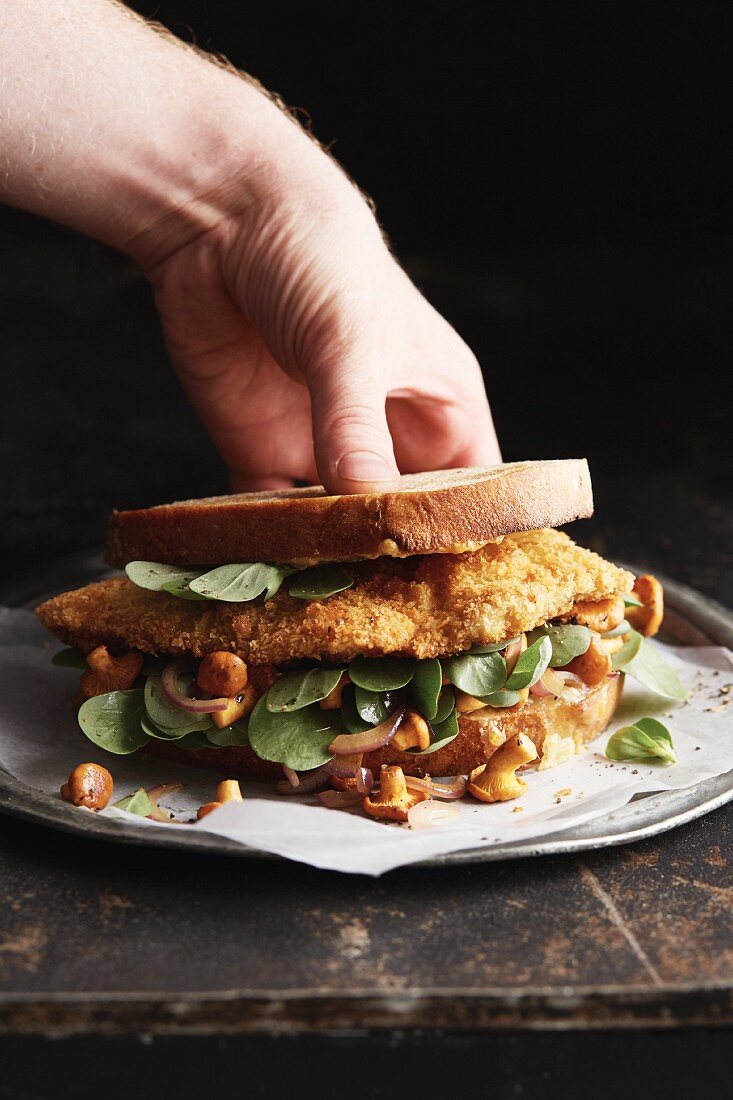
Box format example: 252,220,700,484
144,674,623,781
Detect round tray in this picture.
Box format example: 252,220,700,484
1,550,732,867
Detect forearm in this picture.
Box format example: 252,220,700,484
0,0,327,264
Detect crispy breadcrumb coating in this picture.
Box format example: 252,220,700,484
37,529,633,666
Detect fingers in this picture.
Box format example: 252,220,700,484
306,366,401,495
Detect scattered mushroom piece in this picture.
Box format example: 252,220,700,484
565,633,612,686
467,733,538,803
392,711,431,752
319,673,349,710
455,689,490,714
363,765,429,822
197,778,243,819
212,683,259,729
559,596,626,634
197,652,248,697
626,574,664,637
60,762,114,810
79,646,143,699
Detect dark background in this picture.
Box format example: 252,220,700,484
2,0,731,596
1,6,732,1095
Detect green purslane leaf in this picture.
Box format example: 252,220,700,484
144,676,215,733
340,684,372,733
189,562,293,603
433,687,456,725
612,630,687,701
469,637,520,654
602,619,631,638
175,731,222,751
408,705,460,755
354,686,396,726
478,688,522,709
605,717,676,765
204,722,250,747
624,593,644,608
113,788,154,816
78,689,148,755
125,561,203,593
52,648,88,670
160,577,210,601
442,651,506,696
348,656,416,692
265,667,344,712
248,695,340,771
408,657,443,720
528,624,592,668
140,713,192,741
128,559,353,604
611,630,643,668
287,565,354,600
505,635,552,690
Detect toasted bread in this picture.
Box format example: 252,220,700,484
145,674,622,780
105,460,593,567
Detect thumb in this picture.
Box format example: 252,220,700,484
307,367,401,495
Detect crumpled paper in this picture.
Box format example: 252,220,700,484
0,606,731,875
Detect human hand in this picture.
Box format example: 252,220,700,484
145,152,501,493
0,1,500,494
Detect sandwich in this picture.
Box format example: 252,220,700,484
36,460,669,816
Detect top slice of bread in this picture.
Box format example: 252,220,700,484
105,460,593,567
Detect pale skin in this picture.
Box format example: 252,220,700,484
0,1,501,493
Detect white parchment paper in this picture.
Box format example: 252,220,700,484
1,607,731,875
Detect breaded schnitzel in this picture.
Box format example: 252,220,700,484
39,464,678,793
38,529,633,665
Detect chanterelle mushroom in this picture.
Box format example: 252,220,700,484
79,645,144,698
467,733,539,803
625,574,664,637
363,765,429,822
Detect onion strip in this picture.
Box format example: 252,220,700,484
404,775,467,800
328,708,404,755
161,661,229,713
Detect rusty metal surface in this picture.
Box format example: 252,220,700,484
0,559,732,1036
0,805,731,1034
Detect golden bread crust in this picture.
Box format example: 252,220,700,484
38,530,633,665
145,674,623,779
105,461,593,566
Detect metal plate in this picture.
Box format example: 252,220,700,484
1,550,732,867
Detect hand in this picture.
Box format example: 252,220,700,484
0,0,500,494
146,161,501,493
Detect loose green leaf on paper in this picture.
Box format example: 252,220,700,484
605,717,676,765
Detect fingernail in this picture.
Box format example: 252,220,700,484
337,451,400,484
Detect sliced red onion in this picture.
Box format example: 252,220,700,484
328,708,405,755
326,753,364,779
405,775,467,800
552,671,588,703
317,789,364,809
276,763,332,795
282,765,299,788
355,767,373,795
531,668,587,703
161,661,229,713
407,799,460,828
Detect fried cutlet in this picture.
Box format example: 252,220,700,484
37,529,633,665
